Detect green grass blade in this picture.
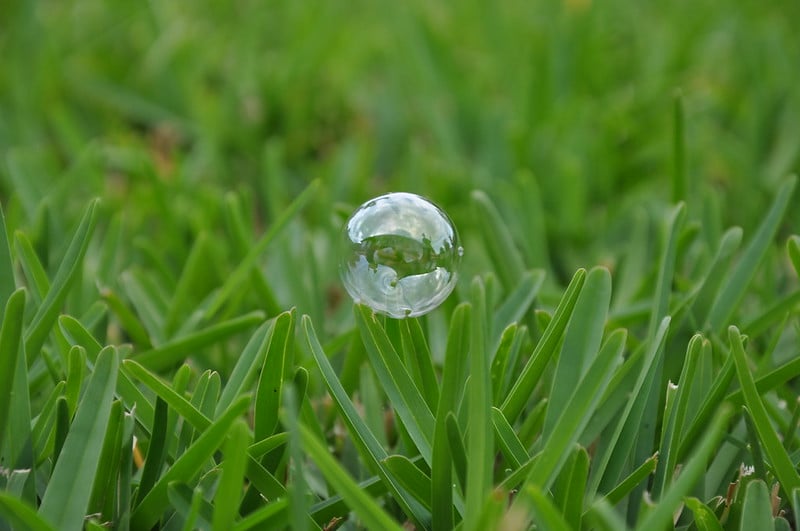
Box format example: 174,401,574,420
544,266,611,438
672,90,687,202
729,325,800,494
592,318,670,495
788,235,800,276
218,319,273,418
132,311,266,371
523,327,626,493
205,179,319,319
0,493,56,531
706,175,797,332
302,314,431,527
123,359,209,429
501,268,586,423
490,323,522,404
253,310,294,438
684,497,724,531
88,400,124,520
516,485,571,531
446,412,468,493
0,288,25,450
492,407,529,469
552,445,589,530
212,419,251,531
299,423,404,531
64,345,85,416
14,231,50,301
653,334,703,497
39,346,119,531
24,198,99,360
466,277,492,531
432,303,470,531
601,453,658,506
399,318,440,411
231,499,289,531
383,455,433,511
739,479,773,530
471,190,526,293
0,202,15,312
491,269,545,343
637,404,734,531
584,498,629,531
131,395,251,530
136,397,169,504
355,304,435,462
167,483,212,531
100,286,152,348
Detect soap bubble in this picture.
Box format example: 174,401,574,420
339,192,463,318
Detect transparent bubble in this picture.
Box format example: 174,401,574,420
339,192,463,319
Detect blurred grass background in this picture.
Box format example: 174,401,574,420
1,0,799,321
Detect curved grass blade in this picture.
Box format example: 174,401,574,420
25,198,99,360
253,310,294,438
131,395,251,530
501,268,586,424
0,494,56,531
0,288,25,450
729,325,800,494
39,346,119,531
133,311,265,371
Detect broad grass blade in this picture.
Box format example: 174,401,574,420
39,346,119,531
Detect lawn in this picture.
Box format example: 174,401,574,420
1,0,800,529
